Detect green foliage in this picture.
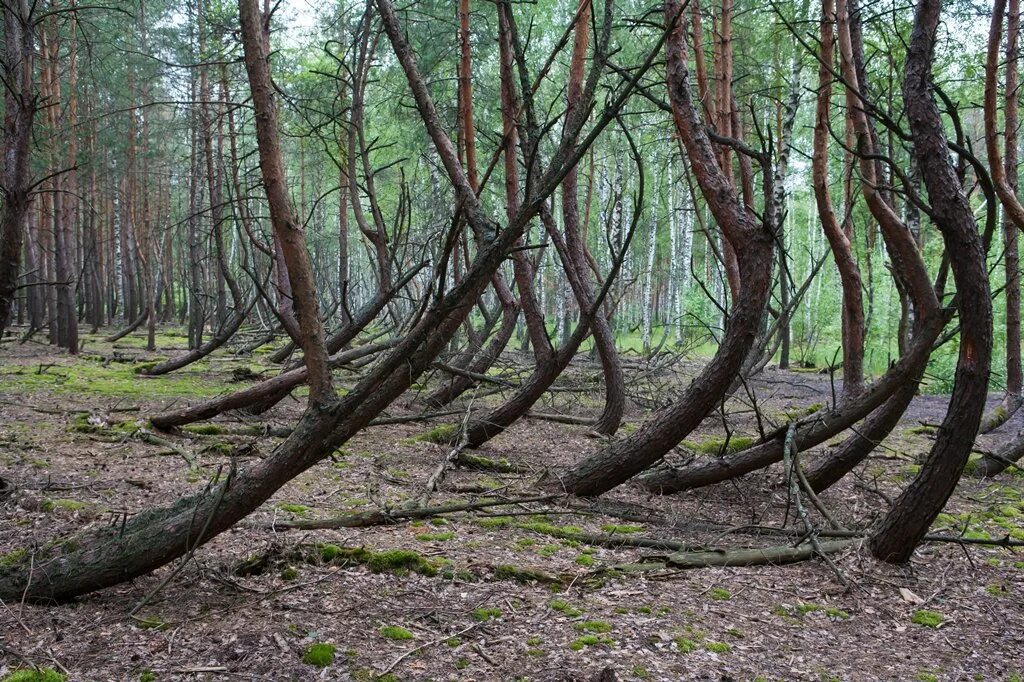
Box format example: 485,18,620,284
704,641,731,654
302,643,337,667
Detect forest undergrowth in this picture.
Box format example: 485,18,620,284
1,330,1022,682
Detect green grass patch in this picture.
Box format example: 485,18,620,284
0,358,227,399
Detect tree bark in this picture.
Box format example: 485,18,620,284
982,0,1024,432
869,0,992,563
0,1,35,338
556,0,774,496
813,0,864,397
240,0,333,404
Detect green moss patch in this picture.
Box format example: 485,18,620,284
573,620,611,633
472,606,502,621
569,634,613,651
405,423,457,445
683,435,755,455
276,503,311,518
380,625,415,640
708,587,731,601
911,610,944,628
1,358,227,399
302,643,336,667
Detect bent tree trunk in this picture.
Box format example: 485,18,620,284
560,0,624,436
812,0,865,399
982,0,1024,433
636,304,948,493
556,0,775,497
868,0,992,563
802,367,921,493
970,428,1024,478
638,0,947,496
423,289,519,408
0,0,603,602
151,264,420,429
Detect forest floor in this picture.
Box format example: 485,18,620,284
1,328,1023,682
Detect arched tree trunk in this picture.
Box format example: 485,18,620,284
0,0,624,602
868,0,992,563
812,0,864,398
560,0,624,436
556,0,775,497
982,0,1024,433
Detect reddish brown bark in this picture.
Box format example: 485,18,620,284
982,0,1024,431
560,0,624,435
240,0,333,404
813,0,864,397
557,0,774,496
869,0,992,563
